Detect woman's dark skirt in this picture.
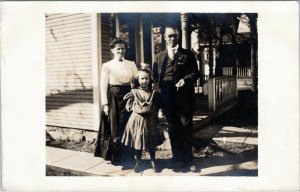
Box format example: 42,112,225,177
95,84,133,164
108,84,131,141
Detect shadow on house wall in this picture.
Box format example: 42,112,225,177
46,88,93,112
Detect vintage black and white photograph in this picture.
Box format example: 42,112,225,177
45,12,258,176
1,1,299,191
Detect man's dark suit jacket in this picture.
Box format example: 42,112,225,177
153,47,199,112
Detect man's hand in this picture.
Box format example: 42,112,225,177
175,79,185,88
103,104,109,116
152,82,160,91
158,109,164,119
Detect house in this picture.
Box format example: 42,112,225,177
45,13,258,142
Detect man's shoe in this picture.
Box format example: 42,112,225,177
182,162,198,172
189,164,197,172
121,161,135,170
171,161,184,172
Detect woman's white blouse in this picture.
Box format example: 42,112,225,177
100,58,138,105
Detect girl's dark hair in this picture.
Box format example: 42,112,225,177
109,37,127,49
135,69,153,89
139,69,152,79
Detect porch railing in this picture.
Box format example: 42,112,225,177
194,75,209,94
222,67,251,77
208,76,238,112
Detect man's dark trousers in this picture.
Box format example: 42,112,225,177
160,80,193,165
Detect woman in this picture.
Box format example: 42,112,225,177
96,38,138,165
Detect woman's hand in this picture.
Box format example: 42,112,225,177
103,104,109,116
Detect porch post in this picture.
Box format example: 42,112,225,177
208,78,216,112
231,16,238,76
135,16,140,66
115,14,120,37
250,15,258,93
151,21,154,67
199,47,205,86
92,13,101,131
139,16,144,63
181,13,188,49
208,14,214,77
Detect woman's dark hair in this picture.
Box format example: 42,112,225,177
109,37,127,49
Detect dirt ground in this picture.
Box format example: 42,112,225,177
47,137,257,162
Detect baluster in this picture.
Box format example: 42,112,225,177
216,80,218,106
216,80,219,105
220,80,222,103
219,80,221,104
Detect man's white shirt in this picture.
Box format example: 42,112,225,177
167,44,179,60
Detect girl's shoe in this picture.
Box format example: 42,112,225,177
150,160,158,172
134,160,143,173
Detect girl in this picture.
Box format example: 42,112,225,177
121,69,165,172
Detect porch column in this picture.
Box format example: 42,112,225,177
231,16,238,76
208,14,214,77
135,15,144,66
151,21,154,66
250,15,258,93
181,13,188,49
115,14,120,37
139,16,144,63
198,47,205,86
92,13,101,131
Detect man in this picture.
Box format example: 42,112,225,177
153,26,199,170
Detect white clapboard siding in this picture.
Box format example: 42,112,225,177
46,13,94,130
